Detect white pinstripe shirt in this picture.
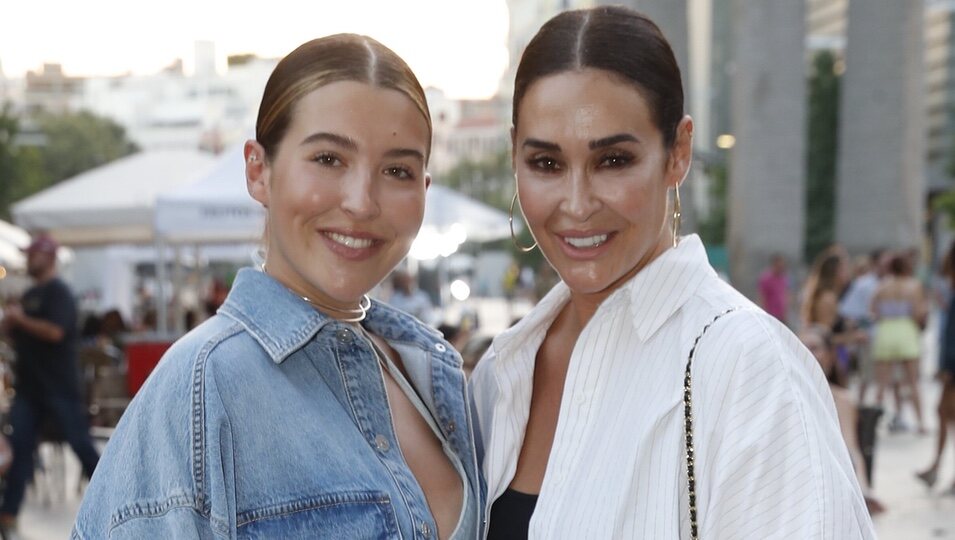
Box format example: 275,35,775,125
471,235,875,539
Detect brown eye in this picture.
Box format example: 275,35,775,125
311,153,342,167
528,156,560,172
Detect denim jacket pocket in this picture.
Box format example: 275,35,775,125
236,490,399,539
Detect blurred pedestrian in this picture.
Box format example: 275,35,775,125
871,254,927,434
470,7,873,538
800,326,886,516
916,240,955,494
389,268,436,325
0,234,99,534
758,253,791,323
839,249,885,403
73,35,480,539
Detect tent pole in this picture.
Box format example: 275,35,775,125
155,236,168,335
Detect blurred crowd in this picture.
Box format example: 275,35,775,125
758,241,955,515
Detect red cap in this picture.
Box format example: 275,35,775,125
22,234,59,254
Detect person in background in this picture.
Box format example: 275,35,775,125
758,253,791,324
470,6,873,538
73,34,481,539
871,254,928,434
389,268,436,325
916,240,955,495
800,326,887,515
839,249,885,404
0,234,100,534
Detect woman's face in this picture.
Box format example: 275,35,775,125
513,69,691,297
246,81,430,308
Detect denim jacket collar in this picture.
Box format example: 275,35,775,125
218,268,333,364
219,267,454,366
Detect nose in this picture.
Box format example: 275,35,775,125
560,168,601,221
340,168,381,220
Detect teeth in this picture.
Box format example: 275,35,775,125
565,234,608,248
327,232,373,249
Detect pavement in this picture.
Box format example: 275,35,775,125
6,300,955,539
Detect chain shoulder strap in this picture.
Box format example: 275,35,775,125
683,307,741,539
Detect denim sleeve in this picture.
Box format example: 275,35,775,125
71,328,237,539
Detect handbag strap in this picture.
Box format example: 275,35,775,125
683,307,741,539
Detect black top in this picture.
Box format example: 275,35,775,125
943,295,955,376
487,488,539,540
11,278,80,400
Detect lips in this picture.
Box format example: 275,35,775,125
325,231,374,249
563,233,608,248
319,229,383,260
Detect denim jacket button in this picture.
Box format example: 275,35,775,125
419,521,432,538
446,421,456,433
336,329,352,344
434,343,446,353
374,434,390,453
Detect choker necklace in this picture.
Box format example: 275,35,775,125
261,262,371,322
301,294,371,323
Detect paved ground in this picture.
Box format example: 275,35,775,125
7,300,955,539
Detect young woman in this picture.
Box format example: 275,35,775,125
73,35,481,539
470,7,874,539
871,254,927,434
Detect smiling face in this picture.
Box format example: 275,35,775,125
514,68,692,299
246,80,431,310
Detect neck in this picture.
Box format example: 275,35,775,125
261,265,369,322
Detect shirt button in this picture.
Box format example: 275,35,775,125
575,392,588,405
419,521,432,538
434,343,447,353
336,329,352,344
374,434,390,453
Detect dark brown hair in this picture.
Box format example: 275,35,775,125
256,34,432,162
512,6,684,148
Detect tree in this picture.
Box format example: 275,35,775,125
698,159,728,246
0,108,139,219
438,149,512,212
804,50,841,263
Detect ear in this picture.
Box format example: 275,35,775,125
424,172,432,190
666,115,694,189
245,140,270,208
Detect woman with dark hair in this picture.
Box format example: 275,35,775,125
470,6,873,538
916,240,955,494
73,35,481,539
871,253,927,434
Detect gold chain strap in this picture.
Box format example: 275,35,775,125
683,307,740,540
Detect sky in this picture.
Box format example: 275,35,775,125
0,0,511,99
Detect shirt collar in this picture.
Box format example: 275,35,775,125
625,234,716,341
218,268,334,364
218,267,452,365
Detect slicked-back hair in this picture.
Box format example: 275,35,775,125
255,34,432,163
513,6,684,148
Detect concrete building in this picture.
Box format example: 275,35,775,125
835,0,926,254
727,0,807,299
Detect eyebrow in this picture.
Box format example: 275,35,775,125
522,133,641,152
589,133,640,149
301,132,424,162
522,138,561,151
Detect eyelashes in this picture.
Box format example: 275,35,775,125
524,151,637,173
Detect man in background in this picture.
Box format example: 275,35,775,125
0,234,99,533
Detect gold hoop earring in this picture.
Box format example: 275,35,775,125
509,192,537,253
672,186,682,248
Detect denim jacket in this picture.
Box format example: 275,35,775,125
72,268,484,539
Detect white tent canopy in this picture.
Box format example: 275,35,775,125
0,219,30,270
12,149,216,245
422,184,511,243
155,143,265,244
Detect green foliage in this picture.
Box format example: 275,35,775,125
804,50,841,263
698,159,728,246
0,107,138,220
438,149,512,212
934,190,955,229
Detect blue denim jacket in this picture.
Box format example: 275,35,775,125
72,268,484,539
